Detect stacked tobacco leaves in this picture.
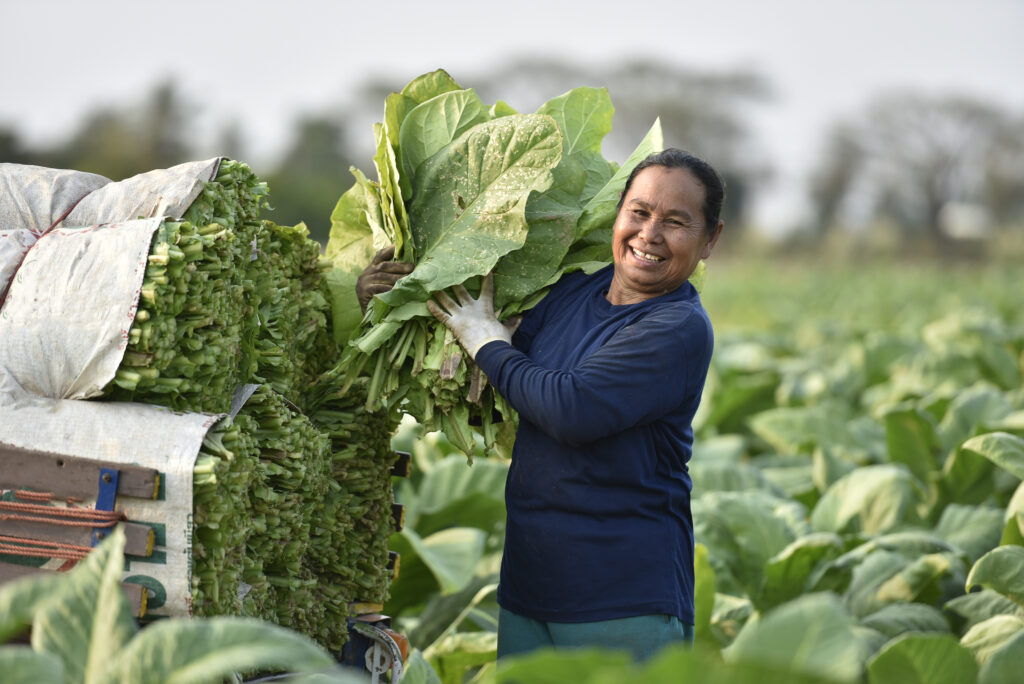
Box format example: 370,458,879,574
80,158,402,649
306,362,403,612
248,222,334,410
103,160,268,413
235,386,333,639
190,384,363,650
102,160,335,414
191,412,261,616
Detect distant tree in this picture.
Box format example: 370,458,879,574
806,92,1022,245
43,78,194,180
983,114,1024,223
0,127,30,164
214,120,248,163
264,115,354,245
807,124,863,233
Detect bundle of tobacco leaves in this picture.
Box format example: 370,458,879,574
326,69,664,458
190,412,261,616
306,362,403,609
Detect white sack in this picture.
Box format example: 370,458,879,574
0,218,161,399
59,158,222,228
0,164,111,296
0,390,220,618
0,163,112,234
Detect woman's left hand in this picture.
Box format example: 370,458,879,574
427,274,512,359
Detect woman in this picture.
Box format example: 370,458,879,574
367,148,724,660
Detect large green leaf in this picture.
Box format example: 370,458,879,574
755,455,817,505
758,532,845,611
427,631,496,684
373,121,412,258
933,503,1004,562
693,491,804,598
536,86,617,203
399,527,487,596
401,68,463,104
642,644,840,684
938,386,1014,453
943,590,1024,633
690,459,778,495
96,617,339,684
0,646,63,684
809,531,959,598
811,464,927,535
860,602,951,638
1000,481,1024,545
750,404,885,459
401,649,443,684
848,551,963,619
694,543,716,647
494,648,634,684
574,118,662,240
966,545,1024,607
399,89,490,185
380,113,562,306
537,87,613,157
883,404,941,485
384,532,445,617
383,89,421,200
0,572,66,643
404,554,501,650
959,615,1024,668
712,594,755,647
491,159,586,311
960,431,1024,479
699,371,779,434
978,630,1024,684
866,633,977,684
411,455,508,537
31,527,137,684
723,592,867,683
324,267,363,345
323,177,378,342
327,166,390,255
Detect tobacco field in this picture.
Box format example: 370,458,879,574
387,256,1024,684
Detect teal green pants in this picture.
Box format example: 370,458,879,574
497,607,694,662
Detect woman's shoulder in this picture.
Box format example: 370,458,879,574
550,264,613,297
632,291,713,347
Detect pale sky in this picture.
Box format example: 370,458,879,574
3,0,1022,232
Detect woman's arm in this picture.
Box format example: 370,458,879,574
476,305,712,447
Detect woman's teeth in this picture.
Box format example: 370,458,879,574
631,247,663,262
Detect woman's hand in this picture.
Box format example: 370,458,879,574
427,274,513,360
356,246,414,312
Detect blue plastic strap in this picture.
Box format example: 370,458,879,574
91,467,119,547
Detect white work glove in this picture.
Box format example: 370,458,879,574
426,274,512,360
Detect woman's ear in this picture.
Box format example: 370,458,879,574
701,220,724,260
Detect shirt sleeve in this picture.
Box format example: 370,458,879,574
475,304,712,447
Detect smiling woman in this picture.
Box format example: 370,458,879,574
427,147,727,662
609,151,724,304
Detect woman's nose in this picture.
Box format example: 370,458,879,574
638,218,662,242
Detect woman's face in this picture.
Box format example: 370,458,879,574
608,165,722,305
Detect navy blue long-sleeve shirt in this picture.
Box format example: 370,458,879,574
474,264,714,624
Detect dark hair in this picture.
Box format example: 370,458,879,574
617,148,726,237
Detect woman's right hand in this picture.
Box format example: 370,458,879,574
356,246,414,312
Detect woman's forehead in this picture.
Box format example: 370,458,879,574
625,167,705,212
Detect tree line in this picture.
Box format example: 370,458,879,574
2,59,1021,253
